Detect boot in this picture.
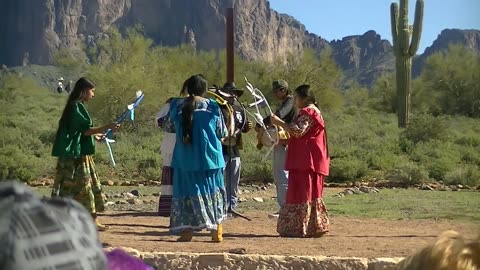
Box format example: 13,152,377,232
92,213,109,231
177,230,193,242
95,220,109,231
211,224,223,243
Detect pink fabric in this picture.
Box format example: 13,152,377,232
285,107,330,176
106,249,153,270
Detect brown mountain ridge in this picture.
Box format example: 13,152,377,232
0,0,478,86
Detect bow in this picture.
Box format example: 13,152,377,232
244,77,278,160
104,90,145,166
207,88,236,137
207,87,248,143
206,86,252,221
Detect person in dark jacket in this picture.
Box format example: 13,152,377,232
218,82,253,213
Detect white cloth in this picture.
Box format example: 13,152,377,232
155,103,170,127
160,133,176,167
156,103,177,167
159,185,173,196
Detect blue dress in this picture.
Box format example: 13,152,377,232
169,98,228,234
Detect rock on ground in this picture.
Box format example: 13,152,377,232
334,187,380,197
252,197,264,202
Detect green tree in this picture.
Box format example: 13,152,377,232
369,73,396,113
344,82,370,108
269,49,344,111
419,45,480,117
0,75,64,182
53,45,89,76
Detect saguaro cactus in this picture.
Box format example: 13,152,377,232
390,0,424,128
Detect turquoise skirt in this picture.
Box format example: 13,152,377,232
169,168,227,234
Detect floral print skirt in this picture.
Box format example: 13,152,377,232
51,156,106,214
277,170,329,237
169,168,227,234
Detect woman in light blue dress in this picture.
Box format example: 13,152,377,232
169,74,228,242
155,80,188,217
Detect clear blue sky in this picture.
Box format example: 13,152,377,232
268,0,480,53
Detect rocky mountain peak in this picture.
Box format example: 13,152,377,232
413,28,480,76
331,31,394,85
0,1,478,86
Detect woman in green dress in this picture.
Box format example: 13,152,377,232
51,77,118,230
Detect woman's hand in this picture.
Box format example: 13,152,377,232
94,134,106,142
107,123,121,132
270,114,282,126
243,121,254,133
84,123,121,137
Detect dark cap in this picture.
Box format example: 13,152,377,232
221,82,244,97
272,80,288,92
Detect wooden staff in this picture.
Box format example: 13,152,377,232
226,7,234,83
224,7,251,222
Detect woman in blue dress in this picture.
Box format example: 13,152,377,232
169,74,228,242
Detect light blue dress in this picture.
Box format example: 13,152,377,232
169,98,228,234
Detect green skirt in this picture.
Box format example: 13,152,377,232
51,156,106,214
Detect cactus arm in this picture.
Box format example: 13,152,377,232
408,0,424,57
399,0,410,55
390,2,400,55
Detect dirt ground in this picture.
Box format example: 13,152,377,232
31,185,478,258
98,210,479,258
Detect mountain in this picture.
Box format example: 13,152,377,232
331,30,395,86
0,0,329,65
413,29,480,76
0,0,478,86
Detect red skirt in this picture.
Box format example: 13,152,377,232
277,170,329,237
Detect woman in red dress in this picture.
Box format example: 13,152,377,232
271,84,330,238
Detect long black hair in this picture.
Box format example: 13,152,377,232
179,78,189,97
295,84,318,108
57,77,96,130
181,74,207,144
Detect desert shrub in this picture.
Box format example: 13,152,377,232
455,135,480,148
409,141,462,180
329,157,369,182
369,73,396,113
343,84,370,108
444,164,480,186
0,75,63,182
367,151,410,172
327,108,406,181
418,45,480,117
0,145,47,183
388,162,429,185
427,157,458,181
460,148,480,166
239,133,273,183
94,130,163,181
400,113,448,146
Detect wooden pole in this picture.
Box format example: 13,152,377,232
226,7,234,83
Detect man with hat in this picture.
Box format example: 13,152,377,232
218,82,253,213
264,79,296,218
